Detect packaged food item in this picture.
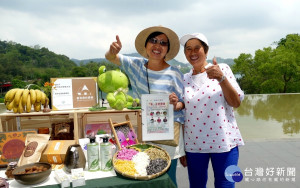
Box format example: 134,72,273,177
71,168,85,187
5,161,17,179
0,177,9,188
17,134,50,166
54,169,70,188
0,130,37,165
40,140,76,164
51,121,74,140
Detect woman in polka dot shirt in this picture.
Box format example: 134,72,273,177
170,33,245,188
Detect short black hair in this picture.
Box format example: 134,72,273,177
145,32,170,53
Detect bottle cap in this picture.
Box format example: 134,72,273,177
90,137,96,143
103,137,108,143
8,161,17,167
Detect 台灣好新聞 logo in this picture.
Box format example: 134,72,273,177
225,165,243,182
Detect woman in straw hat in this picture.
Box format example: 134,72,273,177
105,26,185,186
170,33,245,188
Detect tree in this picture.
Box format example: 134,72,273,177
232,53,257,94
71,67,88,77
232,34,300,94
273,34,300,93
12,79,26,88
84,61,101,77
0,40,76,86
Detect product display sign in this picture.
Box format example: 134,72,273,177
0,130,37,165
141,94,174,141
51,77,98,110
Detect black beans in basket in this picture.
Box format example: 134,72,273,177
146,159,168,175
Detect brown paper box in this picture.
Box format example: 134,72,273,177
40,140,76,164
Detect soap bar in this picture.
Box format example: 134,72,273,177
54,169,70,188
71,168,86,187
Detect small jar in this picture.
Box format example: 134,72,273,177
5,162,17,179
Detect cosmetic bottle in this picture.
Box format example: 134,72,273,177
87,136,100,171
100,137,112,171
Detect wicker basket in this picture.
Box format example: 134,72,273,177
113,144,171,180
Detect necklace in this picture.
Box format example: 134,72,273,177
193,68,205,75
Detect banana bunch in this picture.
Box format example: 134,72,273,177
4,88,49,113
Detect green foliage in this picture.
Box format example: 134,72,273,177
71,61,118,77
12,79,26,88
0,39,121,96
232,34,300,94
0,40,76,84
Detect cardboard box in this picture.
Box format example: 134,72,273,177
40,140,76,164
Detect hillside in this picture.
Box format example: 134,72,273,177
71,58,108,65
0,40,76,85
207,57,234,66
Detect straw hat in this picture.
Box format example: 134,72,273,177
135,26,180,61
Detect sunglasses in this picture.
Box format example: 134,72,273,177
149,38,169,46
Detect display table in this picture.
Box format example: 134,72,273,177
0,108,142,142
38,173,176,188
0,169,175,188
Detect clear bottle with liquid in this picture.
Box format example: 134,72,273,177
87,136,100,171
100,137,113,171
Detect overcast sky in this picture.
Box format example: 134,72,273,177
1,0,299,63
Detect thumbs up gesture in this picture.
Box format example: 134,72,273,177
109,35,122,55
213,56,218,65
206,57,224,81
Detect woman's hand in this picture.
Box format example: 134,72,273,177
169,92,184,111
169,92,185,111
179,155,187,167
110,35,122,55
205,57,223,81
169,92,179,106
105,35,122,65
206,57,241,108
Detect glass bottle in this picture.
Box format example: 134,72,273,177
5,161,17,179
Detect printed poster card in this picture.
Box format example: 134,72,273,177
52,78,73,110
141,94,174,141
51,77,98,110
